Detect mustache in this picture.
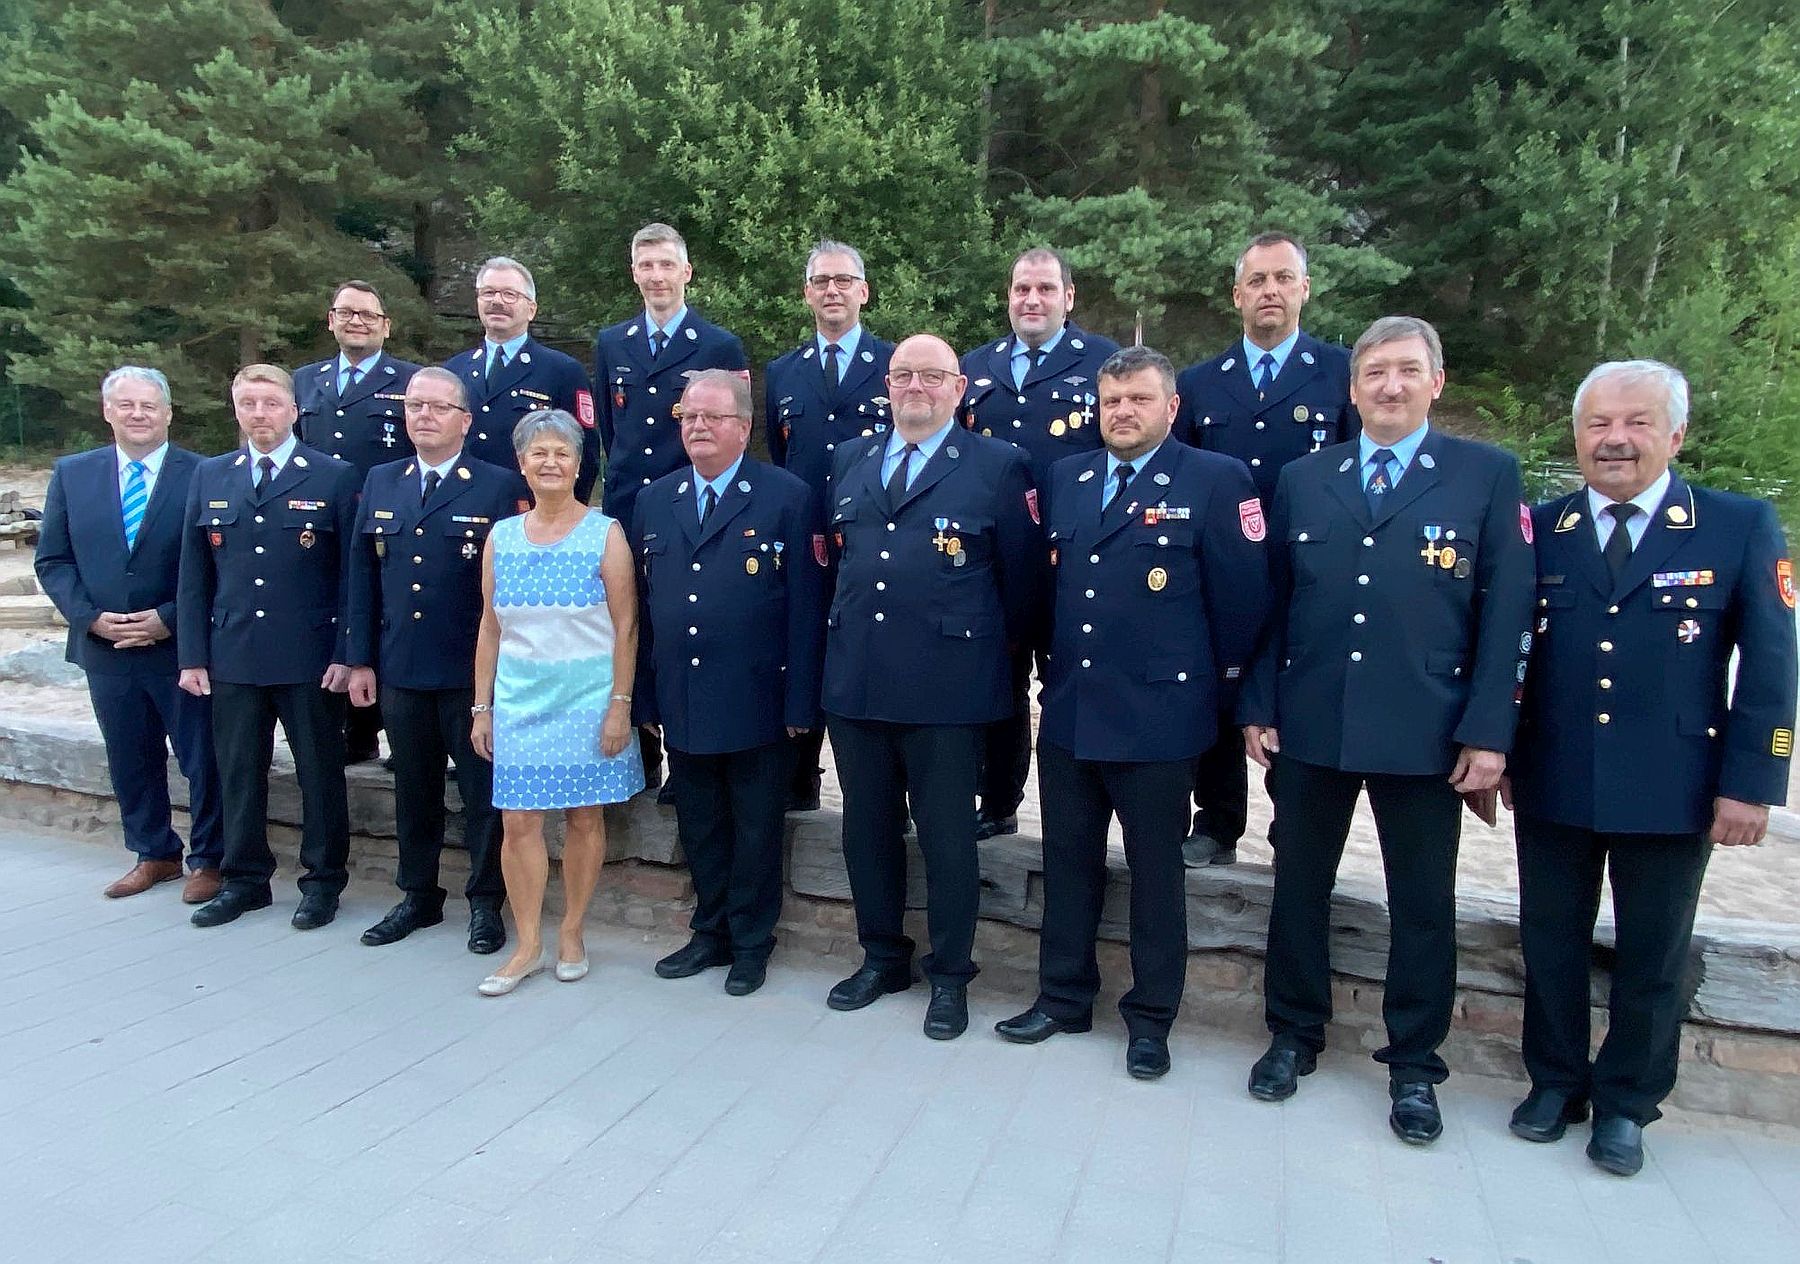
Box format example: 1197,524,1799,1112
1594,445,1640,461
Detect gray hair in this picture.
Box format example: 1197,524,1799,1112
804,240,866,285
406,365,468,410
1351,315,1444,377
1098,345,1177,396
681,369,753,417
512,409,583,457
1234,232,1309,281
1572,359,1690,434
476,256,537,300
101,365,171,407
631,222,689,265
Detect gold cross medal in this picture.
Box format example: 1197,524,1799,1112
1420,524,1444,567
1147,566,1168,592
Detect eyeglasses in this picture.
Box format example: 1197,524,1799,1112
476,287,529,304
329,307,388,324
886,369,957,388
806,273,863,291
403,400,469,417
679,411,746,430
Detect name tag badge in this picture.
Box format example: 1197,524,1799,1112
207,500,229,509
373,510,395,520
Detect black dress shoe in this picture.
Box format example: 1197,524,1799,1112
1248,1043,1316,1101
923,984,968,1040
467,905,506,955
1389,1081,1444,1145
973,814,1018,841
291,892,339,931
827,965,914,1011
995,1007,1092,1044
1126,1036,1171,1080
655,938,733,979
1586,1116,1645,1177
190,887,272,928
361,897,445,946
1509,1087,1590,1143
724,959,767,996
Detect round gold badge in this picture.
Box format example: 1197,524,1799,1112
1148,567,1168,592
1068,410,1083,429
1294,405,1309,421
745,557,759,575
299,529,316,550
1050,419,1067,437
945,537,962,557
1438,546,1457,570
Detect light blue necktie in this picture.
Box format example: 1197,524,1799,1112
121,460,148,550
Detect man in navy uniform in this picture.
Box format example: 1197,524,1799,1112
958,247,1118,842
822,333,1043,1040
995,346,1269,1080
346,367,530,957
1505,360,1796,1176
1238,316,1534,1144
630,370,825,996
37,366,223,904
594,223,749,794
178,364,361,931
764,239,894,811
1173,232,1359,869
443,256,597,499
295,279,421,763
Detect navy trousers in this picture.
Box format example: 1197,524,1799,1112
87,671,223,868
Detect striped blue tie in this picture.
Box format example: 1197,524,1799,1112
121,460,148,550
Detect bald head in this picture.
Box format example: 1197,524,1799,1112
887,333,966,438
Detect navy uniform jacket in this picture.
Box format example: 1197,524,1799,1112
294,352,421,474
958,322,1121,490
594,310,748,531
346,453,530,692
443,336,596,500
1238,429,1535,776
1040,442,1270,762
822,430,1043,726
1171,332,1359,503
765,333,896,533
1511,479,1796,834
37,444,202,677
177,444,360,685
628,458,825,755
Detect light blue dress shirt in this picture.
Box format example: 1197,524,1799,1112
1011,323,1068,390
645,305,690,352
1241,330,1300,388
815,325,863,383
1358,421,1431,489
882,420,954,490
692,454,745,521
336,351,382,395
483,332,528,375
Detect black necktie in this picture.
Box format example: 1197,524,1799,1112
422,469,441,507
822,342,841,385
1106,462,1135,514
1364,448,1395,516
700,485,716,526
651,330,669,359
886,443,919,504
1603,503,1639,583
255,456,275,491
486,347,506,379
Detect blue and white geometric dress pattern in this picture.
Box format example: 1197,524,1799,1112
490,510,645,809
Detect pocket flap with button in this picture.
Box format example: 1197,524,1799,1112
1137,523,1194,548
1146,656,1192,684
640,536,669,556
1654,584,1730,612
196,506,239,527
1288,522,1329,544
939,612,1001,639
831,500,859,524
1426,650,1468,677
1538,588,1577,609
440,519,493,540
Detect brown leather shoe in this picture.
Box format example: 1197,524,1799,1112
182,868,223,905
104,859,183,899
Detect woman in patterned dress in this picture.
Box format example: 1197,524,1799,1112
471,410,644,995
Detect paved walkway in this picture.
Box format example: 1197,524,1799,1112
4,830,1799,1264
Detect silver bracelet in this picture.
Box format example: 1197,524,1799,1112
610,693,632,703
470,703,492,715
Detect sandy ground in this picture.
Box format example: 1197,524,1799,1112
4,462,1796,928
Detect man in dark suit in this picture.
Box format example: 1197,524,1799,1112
593,223,750,795
443,256,597,499
630,370,826,996
958,247,1120,842
36,366,223,903
1238,316,1535,1144
995,346,1269,1080
822,333,1043,1040
765,239,895,812
178,364,361,931
1172,232,1360,869
346,366,530,957
1505,359,1797,1176
295,279,422,764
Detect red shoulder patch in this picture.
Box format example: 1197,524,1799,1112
1024,488,1041,525
813,533,830,568
1779,558,1795,609
575,389,596,428
1239,497,1266,542
1519,502,1534,544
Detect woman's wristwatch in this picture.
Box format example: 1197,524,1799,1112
610,693,632,704
470,703,492,715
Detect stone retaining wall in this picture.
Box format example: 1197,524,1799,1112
3,712,1797,1127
